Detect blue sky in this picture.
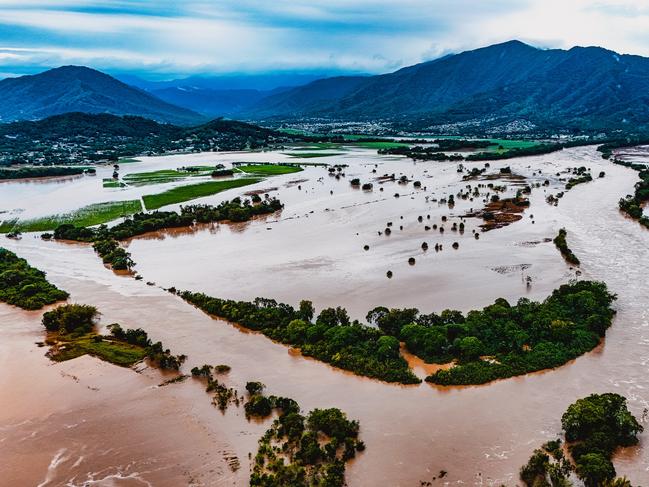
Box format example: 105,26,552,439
1,0,649,79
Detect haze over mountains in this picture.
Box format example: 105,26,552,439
2,41,649,132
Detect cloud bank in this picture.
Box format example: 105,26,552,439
1,0,648,78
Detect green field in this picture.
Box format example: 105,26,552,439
0,219,18,233
103,178,126,188
123,168,213,186
486,139,539,152
236,164,304,175
142,178,261,210
0,200,143,233
51,334,148,366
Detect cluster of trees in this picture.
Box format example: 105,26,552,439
0,166,91,180
181,281,615,386
51,197,283,270
565,166,593,190
42,303,98,334
615,161,649,229
211,169,234,177
244,381,300,419
466,143,564,161
92,238,134,270
520,393,643,487
553,228,581,266
191,364,240,411
432,139,493,150
597,138,649,159
107,323,186,370
179,293,421,384
180,197,283,223
250,393,363,487
378,146,464,161
395,281,613,385
0,247,69,309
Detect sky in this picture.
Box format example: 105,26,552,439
2,0,649,80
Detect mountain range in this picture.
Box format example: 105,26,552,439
3,41,649,132
247,40,649,131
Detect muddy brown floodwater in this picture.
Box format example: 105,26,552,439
1,146,648,486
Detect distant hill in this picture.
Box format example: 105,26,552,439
0,112,294,165
0,66,203,125
245,40,649,131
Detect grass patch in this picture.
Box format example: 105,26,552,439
352,141,409,149
3,200,143,233
103,179,126,188
50,333,148,366
236,164,303,175
486,139,539,152
117,157,140,164
142,178,261,210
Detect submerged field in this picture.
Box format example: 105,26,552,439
123,167,215,186
1,145,648,486
0,200,143,233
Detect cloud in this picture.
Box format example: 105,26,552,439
0,0,648,78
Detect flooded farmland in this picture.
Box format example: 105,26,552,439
1,145,647,486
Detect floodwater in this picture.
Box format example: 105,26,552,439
1,145,648,486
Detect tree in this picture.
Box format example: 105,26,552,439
576,453,615,486
375,308,419,337
246,381,265,396
298,300,315,322
42,304,98,333
458,336,483,361
285,319,309,344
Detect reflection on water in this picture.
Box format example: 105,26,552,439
1,146,648,486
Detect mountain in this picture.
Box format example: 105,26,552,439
248,76,368,117
245,40,649,131
0,66,204,125
150,86,286,117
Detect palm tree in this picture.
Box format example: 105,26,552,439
603,477,632,487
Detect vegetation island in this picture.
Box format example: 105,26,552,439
553,228,581,266
0,247,69,309
43,303,186,369
180,280,616,386
520,393,643,486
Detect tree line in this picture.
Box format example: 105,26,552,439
48,197,283,270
